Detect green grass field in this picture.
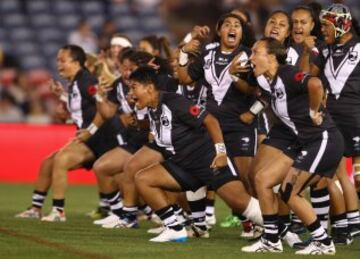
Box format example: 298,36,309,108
0,184,358,259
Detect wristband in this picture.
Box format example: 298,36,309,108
249,100,265,115
87,123,98,135
183,33,192,44
95,93,104,103
230,74,239,82
179,49,189,66
309,109,317,119
59,93,68,103
215,143,227,155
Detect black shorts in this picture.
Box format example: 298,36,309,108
337,125,360,157
257,112,270,135
83,118,126,169
292,129,344,178
124,128,149,154
224,129,257,157
162,156,239,192
262,123,298,159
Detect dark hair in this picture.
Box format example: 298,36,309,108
267,10,293,47
351,17,360,36
60,45,86,68
140,35,172,60
292,5,322,40
129,65,158,88
129,51,153,66
213,13,246,44
261,37,287,64
118,47,135,63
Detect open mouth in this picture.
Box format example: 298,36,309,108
269,30,279,39
227,32,237,43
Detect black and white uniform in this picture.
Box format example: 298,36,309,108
187,44,257,157
107,77,149,153
314,36,360,157
176,79,208,107
257,65,344,177
262,43,321,151
67,69,120,161
146,92,239,191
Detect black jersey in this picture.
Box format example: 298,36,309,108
286,43,320,67
314,36,360,126
256,65,336,143
148,92,212,168
176,79,208,107
187,44,255,133
67,69,98,129
157,74,178,93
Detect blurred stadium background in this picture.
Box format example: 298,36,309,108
0,0,358,184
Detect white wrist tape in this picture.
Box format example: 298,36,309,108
95,93,104,103
353,163,360,177
249,100,265,115
215,143,227,155
231,74,239,82
183,33,192,44
309,109,317,119
179,49,189,66
59,93,68,103
87,123,98,135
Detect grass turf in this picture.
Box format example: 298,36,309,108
0,183,358,259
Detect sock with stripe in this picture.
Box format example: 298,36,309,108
307,219,331,245
104,191,123,217
188,198,207,230
32,190,47,209
99,192,110,211
155,205,182,231
205,198,215,218
347,210,360,228
263,214,279,243
122,206,138,221
330,213,348,234
52,199,64,213
310,187,330,231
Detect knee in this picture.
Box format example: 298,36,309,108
254,170,268,192
134,171,150,190
53,151,71,170
93,160,106,176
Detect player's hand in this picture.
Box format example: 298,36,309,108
183,39,201,53
303,36,317,51
120,113,136,127
49,79,64,97
191,25,210,40
229,52,251,75
309,109,323,126
240,111,255,124
210,153,228,169
74,129,92,143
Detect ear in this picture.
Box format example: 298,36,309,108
310,21,315,31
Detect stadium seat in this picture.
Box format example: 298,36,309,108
30,14,56,28
26,0,50,13
9,27,34,42
0,0,20,14
3,13,27,28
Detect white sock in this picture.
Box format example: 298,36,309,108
242,197,263,226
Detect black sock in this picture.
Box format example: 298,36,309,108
99,192,110,210
188,198,207,230
291,212,302,224
205,198,215,217
347,210,360,228
330,213,348,234
104,191,123,217
279,214,291,235
308,219,330,245
263,214,279,243
357,191,360,200
123,206,138,221
310,187,330,231
155,205,182,231
32,190,47,209
52,199,64,213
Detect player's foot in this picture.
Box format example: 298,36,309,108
149,227,188,242
281,229,302,248
205,213,216,227
295,240,336,255
41,208,66,222
331,229,353,245
93,214,118,225
220,215,240,228
241,237,283,253
102,216,138,229
147,226,165,234
349,224,360,238
289,222,306,234
187,225,210,238
86,207,109,219
15,208,41,219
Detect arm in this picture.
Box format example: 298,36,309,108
76,111,105,142
298,36,317,73
202,114,228,168
177,40,202,85
307,77,324,126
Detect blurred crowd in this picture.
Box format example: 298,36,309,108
0,0,358,124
